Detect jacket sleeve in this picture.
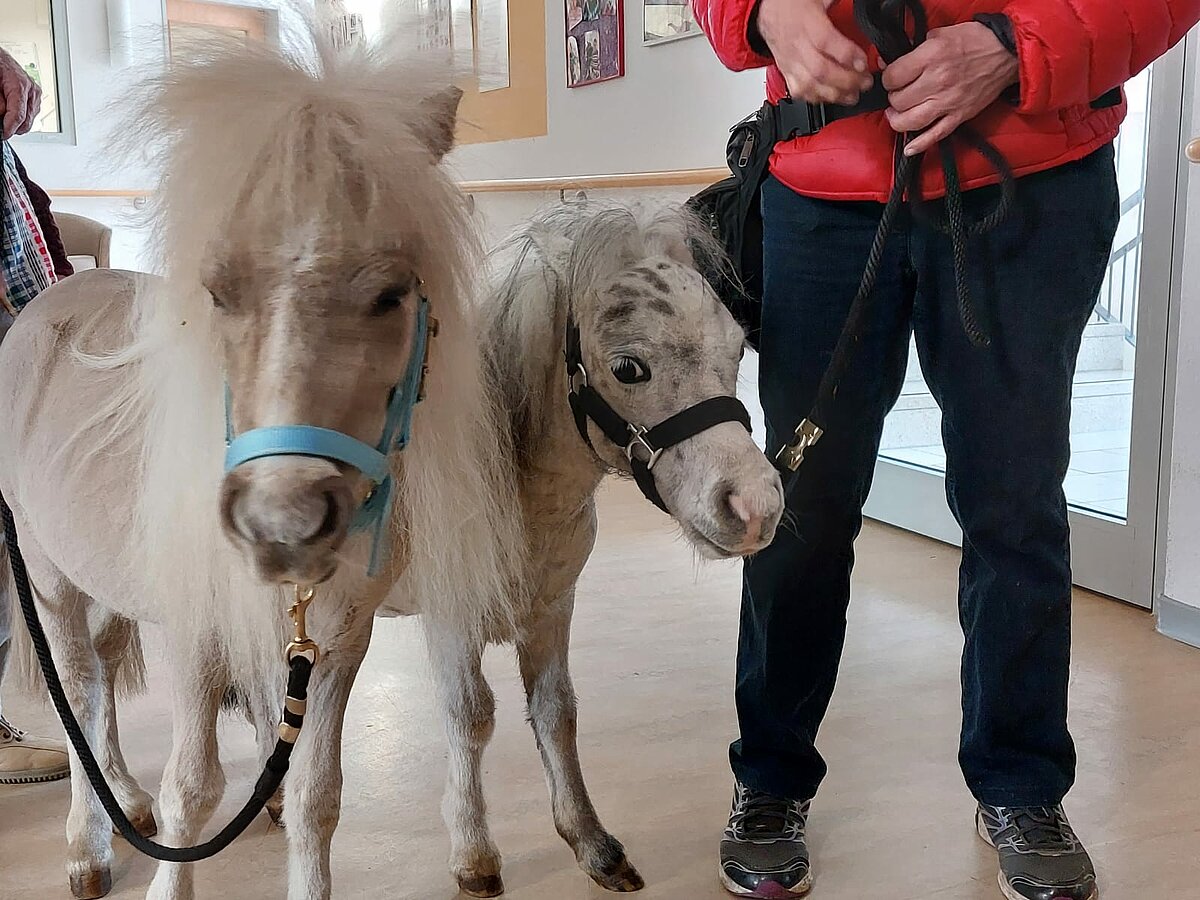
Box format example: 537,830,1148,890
693,0,773,72
1003,0,1200,114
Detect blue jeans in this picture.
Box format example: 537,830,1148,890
731,145,1120,807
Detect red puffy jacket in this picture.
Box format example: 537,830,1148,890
695,0,1200,201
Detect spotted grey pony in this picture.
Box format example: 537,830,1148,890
376,201,785,895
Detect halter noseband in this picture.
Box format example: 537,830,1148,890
224,294,434,576
564,311,752,513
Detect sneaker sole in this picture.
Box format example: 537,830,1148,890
0,767,71,785
975,810,1099,900
718,864,813,899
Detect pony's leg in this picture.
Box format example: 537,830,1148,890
94,617,157,839
429,626,503,898
145,647,226,900
284,616,373,900
518,591,643,892
35,581,118,900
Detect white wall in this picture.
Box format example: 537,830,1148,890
14,0,169,190
11,1,763,266
18,1,765,187
447,9,763,181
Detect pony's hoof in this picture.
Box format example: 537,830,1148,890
69,867,113,900
457,872,504,897
588,854,644,893
114,808,158,839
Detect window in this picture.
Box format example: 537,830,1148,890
0,0,74,141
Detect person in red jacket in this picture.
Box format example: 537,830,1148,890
695,2,1200,899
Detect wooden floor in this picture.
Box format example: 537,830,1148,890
4,479,1198,900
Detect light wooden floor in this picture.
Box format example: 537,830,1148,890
4,480,1198,900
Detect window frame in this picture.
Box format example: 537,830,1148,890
8,0,77,145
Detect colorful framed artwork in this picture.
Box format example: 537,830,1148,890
642,0,700,45
565,0,624,87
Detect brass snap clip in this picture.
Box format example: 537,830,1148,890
285,585,320,665
776,419,825,472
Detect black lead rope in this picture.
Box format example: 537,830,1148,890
777,0,1015,477
1,495,313,863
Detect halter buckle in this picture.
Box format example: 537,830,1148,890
625,425,663,470
569,364,589,394
776,419,824,472
418,316,439,402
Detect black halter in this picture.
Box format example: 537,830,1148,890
565,311,752,513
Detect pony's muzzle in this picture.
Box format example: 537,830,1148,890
220,458,356,584
719,475,784,554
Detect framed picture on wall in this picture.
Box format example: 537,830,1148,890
165,0,274,57
565,0,624,87
643,0,700,45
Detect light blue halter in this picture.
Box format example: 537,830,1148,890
224,296,432,576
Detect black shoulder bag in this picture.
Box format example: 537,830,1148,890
687,83,889,350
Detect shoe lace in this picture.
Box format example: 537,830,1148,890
1008,806,1078,852
729,786,807,841
0,714,25,742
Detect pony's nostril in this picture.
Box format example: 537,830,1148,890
727,491,765,544
313,490,344,542
727,491,753,525
220,475,253,542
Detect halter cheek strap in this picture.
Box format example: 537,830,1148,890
224,295,433,576
564,316,752,513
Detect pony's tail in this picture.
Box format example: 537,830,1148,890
0,541,146,703
96,616,148,700
0,538,46,699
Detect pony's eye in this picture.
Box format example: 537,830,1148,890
611,356,650,384
372,285,408,316
209,291,227,311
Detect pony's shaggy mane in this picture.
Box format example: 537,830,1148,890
66,21,523,681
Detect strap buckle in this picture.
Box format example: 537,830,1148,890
625,425,664,470
569,363,589,394
775,419,824,472
776,98,828,140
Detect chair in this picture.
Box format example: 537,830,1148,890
54,212,112,271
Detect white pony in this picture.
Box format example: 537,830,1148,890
0,25,522,900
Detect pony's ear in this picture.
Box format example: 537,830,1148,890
415,86,464,161
527,228,574,279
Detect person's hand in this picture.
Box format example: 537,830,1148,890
882,22,1019,156
754,0,873,106
0,49,42,140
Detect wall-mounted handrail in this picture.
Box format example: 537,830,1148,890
46,167,731,199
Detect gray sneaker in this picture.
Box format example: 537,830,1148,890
719,780,813,898
977,804,1099,900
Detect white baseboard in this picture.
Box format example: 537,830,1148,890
1157,595,1200,649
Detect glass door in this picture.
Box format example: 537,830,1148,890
864,44,1193,607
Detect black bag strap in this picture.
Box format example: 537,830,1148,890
774,75,891,141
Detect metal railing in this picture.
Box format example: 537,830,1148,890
1094,70,1153,347
1096,191,1146,345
